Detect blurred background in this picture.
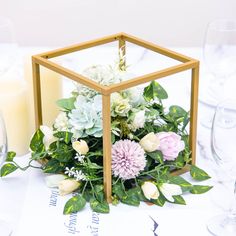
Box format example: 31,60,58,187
0,0,235,47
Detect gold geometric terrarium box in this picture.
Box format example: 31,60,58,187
32,33,199,202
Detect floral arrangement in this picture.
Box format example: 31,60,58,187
0,60,212,214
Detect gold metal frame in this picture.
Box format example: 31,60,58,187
32,32,199,203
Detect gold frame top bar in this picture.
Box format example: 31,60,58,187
33,32,197,95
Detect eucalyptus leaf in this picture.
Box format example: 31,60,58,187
63,195,86,214
0,163,18,177
190,165,211,181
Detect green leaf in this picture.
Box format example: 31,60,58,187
152,194,166,207
94,185,104,202
43,159,65,173
90,198,109,213
6,152,16,162
121,192,140,206
147,151,164,164
190,165,211,181
128,186,146,201
190,185,213,194
169,176,192,192
51,143,73,162
0,163,18,177
63,195,86,214
168,105,187,119
30,129,45,153
143,81,168,101
113,183,126,199
54,131,73,144
56,97,76,111
172,195,186,205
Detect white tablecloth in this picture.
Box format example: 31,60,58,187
0,46,233,236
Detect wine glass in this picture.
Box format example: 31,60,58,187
0,113,12,236
207,99,236,236
0,16,18,77
203,19,236,104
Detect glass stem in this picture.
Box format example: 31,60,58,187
229,180,236,218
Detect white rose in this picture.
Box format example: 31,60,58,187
54,112,70,131
40,125,57,149
131,110,146,131
139,132,160,152
45,174,67,188
141,182,159,200
72,140,89,155
111,92,131,116
58,179,81,196
160,183,182,202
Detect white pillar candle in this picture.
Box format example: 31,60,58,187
24,56,62,136
0,79,30,155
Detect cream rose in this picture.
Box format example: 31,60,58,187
141,182,159,200
72,140,89,155
139,132,160,152
45,174,67,188
58,179,81,196
160,183,182,202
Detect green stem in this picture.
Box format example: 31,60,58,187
81,181,88,196
112,177,120,186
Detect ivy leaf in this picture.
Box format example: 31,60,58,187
51,143,73,162
30,129,45,153
172,195,186,205
63,195,86,214
152,194,166,207
169,176,192,192
0,163,18,177
43,159,65,173
168,105,188,119
147,151,164,164
190,185,213,194
6,152,16,162
190,165,211,181
90,198,109,213
54,131,73,144
143,81,168,101
121,191,140,206
56,97,76,111
113,183,126,199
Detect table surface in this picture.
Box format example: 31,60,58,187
0,46,235,236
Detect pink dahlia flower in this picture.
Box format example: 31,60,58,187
156,132,185,161
112,139,146,180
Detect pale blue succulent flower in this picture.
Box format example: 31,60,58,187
68,95,103,138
